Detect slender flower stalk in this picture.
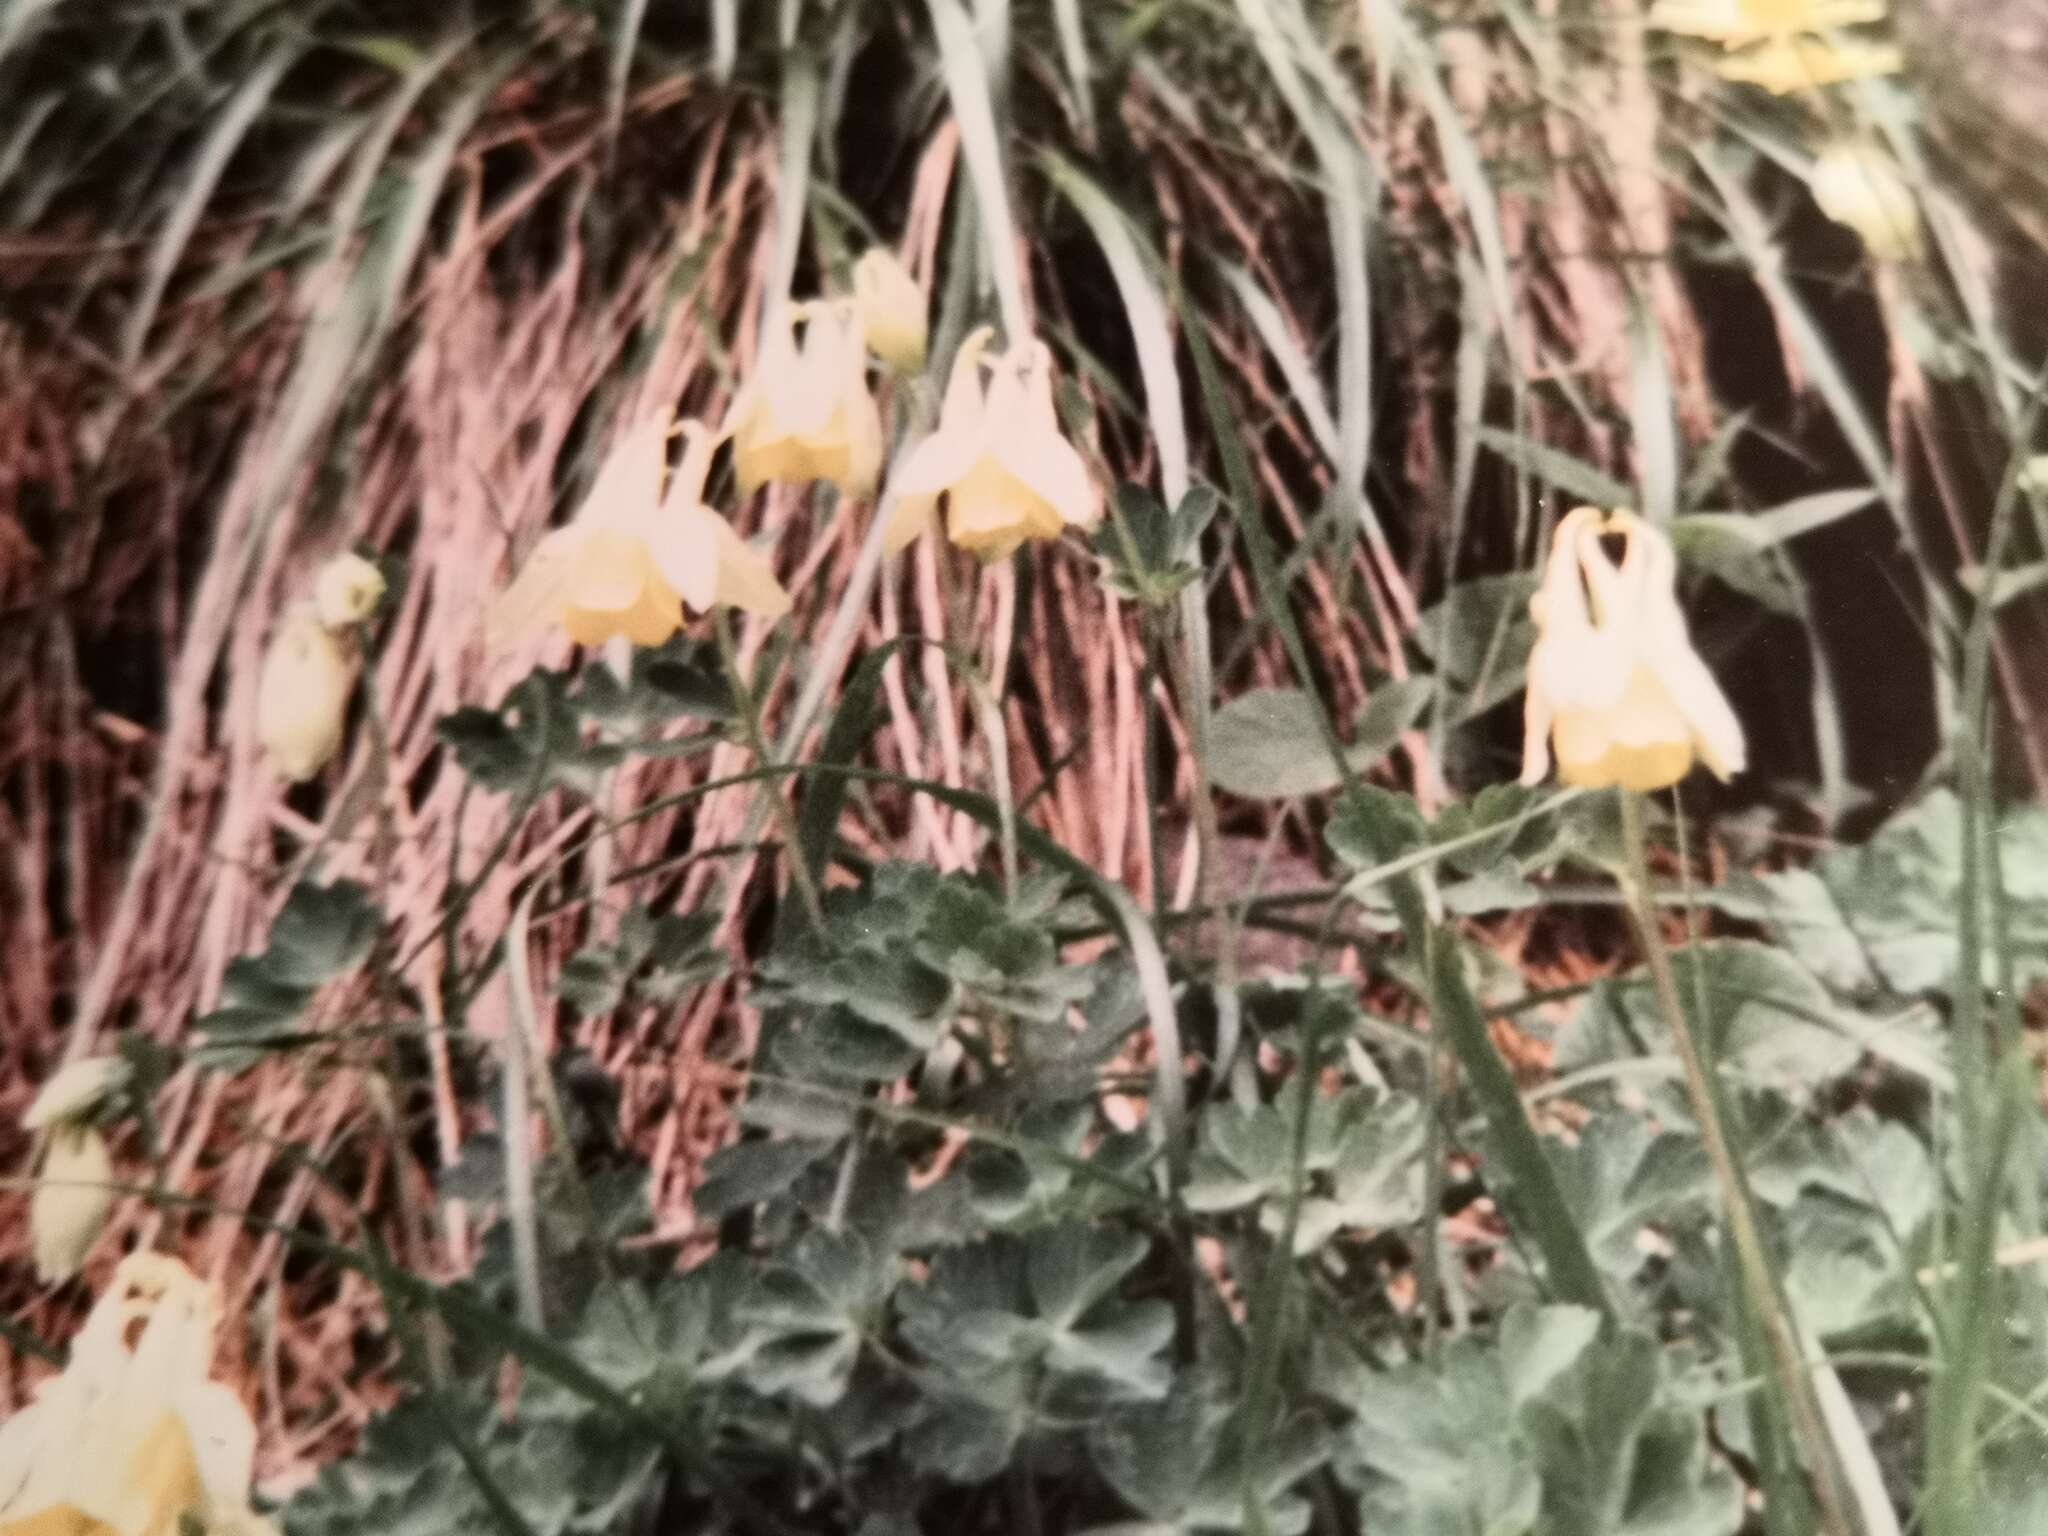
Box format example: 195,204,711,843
711,608,823,932
1616,793,1861,1536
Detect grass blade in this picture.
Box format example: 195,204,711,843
122,39,298,370
926,0,1027,342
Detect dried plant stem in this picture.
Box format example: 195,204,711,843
1616,790,1860,1536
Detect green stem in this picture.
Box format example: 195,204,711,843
713,608,825,932
1616,790,1859,1536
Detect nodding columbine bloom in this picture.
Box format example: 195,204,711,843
1810,141,1922,260
486,418,790,653
256,603,357,782
311,552,386,630
1519,507,1745,793
1710,34,1901,90
1648,0,1884,48
1649,0,1900,92
0,1253,280,1536
882,327,1101,562
728,299,884,500
853,248,929,374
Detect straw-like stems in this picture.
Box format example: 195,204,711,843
1615,789,1860,1536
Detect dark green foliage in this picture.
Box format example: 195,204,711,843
196,879,382,1070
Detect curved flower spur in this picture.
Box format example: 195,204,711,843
883,326,1101,562
486,417,791,653
1519,507,1747,792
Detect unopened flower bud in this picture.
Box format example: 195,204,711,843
313,552,387,629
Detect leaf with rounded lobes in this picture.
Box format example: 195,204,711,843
693,1136,837,1221
1545,1113,1713,1283
439,669,624,800
558,906,723,1016
1343,1305,1740,1536
196,879,383,1070
1414,570,1540,720
710,1230,892,1408
264,878,381,987
1090,1389,1331,1536
1342,1331,1538,1535
569,632,734,730
1433,781,1563,875
1208,683,1431,800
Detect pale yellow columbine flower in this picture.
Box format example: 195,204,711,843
729,300,883,499
256,603,357,782
486,419,790,652
1711,35,1900,91
853,248,929,373
1648,0,1884,49
1810,141,1922,259
0,1254,279,1536
311,552,386,630
1520,507,1745,792
882,327,1101,562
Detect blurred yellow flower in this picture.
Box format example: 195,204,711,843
256,603,357,782
24,1057,124,1131
1711,35,1900,90
30,1126,114,1284
729,300,883,499
311,552,385,630
853,248,929,373
486,419,789,652
1649,0,1884,48
1809,141,1922,259
0,1254,278,1536
883,327,1101,562
1520,507,1745,792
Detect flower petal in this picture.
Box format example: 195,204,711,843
1519,676,1556,787
854,247,928,372
568,529,654,614
484,530,576,654
575,417,670,533
647,506,723,615
1658,642,1747,779
713,519,793,618
991,352,1098,529
883,490,938,556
